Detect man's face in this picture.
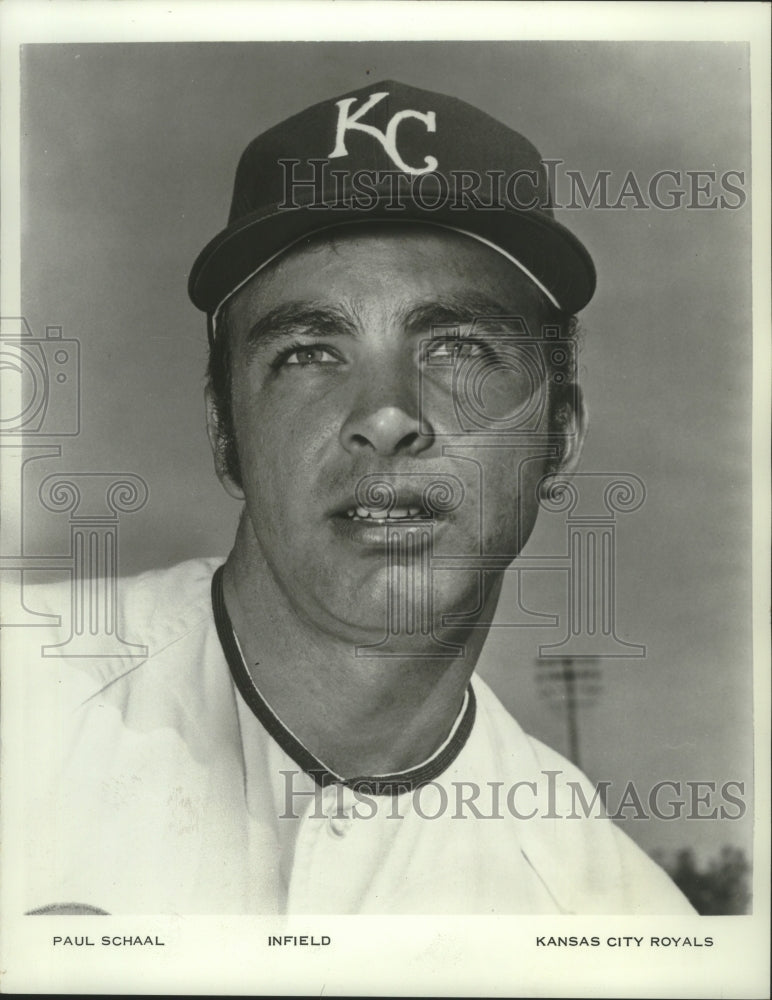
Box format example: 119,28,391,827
214,225,576,645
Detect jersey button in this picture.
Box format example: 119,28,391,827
327,812,352,838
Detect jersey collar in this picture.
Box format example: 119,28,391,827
211,565,476,796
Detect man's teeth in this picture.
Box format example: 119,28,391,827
346,505,423,520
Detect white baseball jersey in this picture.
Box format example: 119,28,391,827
11,558,693,915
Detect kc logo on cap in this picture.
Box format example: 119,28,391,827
188,79,596,320
329,92,438,175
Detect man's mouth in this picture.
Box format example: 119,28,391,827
330,474,464,539
344,503,431,522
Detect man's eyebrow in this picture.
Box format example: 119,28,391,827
401,295,531,336
242,302,359,359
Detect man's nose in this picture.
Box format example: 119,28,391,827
339,381,435,457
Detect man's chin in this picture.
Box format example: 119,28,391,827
303,570,488,657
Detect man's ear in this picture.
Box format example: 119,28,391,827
552,384,588,476
205,386,245,501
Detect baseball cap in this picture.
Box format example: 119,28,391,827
188,79,596,318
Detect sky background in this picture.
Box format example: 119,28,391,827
17,40,753,867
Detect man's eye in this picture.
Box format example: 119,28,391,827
424,339,490,362
282,345,340,367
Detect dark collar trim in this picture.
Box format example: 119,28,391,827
211,565,476,796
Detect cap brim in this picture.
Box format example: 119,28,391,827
188,197,596,316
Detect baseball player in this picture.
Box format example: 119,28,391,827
19,81,693,914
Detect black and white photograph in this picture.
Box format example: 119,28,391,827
1,2,769,995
